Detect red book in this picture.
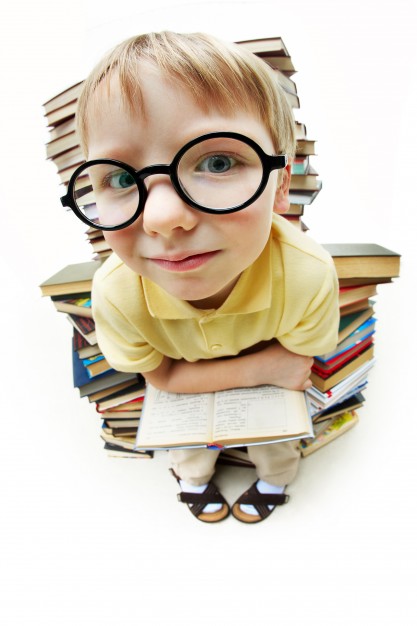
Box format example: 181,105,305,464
313,337,374,379
339,284,377,309
67,314,96,345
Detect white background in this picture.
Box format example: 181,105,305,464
1,1,416,624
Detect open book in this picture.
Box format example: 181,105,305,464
135,384,313,450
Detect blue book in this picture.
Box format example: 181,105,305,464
72,342,93,389
71,342,142,397
82,354,105,368
316,318,376,363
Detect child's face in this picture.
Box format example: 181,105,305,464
86,63,286,309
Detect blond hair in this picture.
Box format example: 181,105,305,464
77,31,296,159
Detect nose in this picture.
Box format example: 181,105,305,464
141,174,199,237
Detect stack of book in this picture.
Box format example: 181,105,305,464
300,242,400,456
39,260,151,459
40,35,400,461
237,37,321,232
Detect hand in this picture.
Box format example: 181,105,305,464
253,343,313,391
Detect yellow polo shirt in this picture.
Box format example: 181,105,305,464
92,215,339,373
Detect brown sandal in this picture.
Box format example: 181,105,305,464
231,481,289,523
170,469,230,523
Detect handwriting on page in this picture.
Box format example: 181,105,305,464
213,386,288,440
140,389,212,443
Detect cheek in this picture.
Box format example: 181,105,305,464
103,231,122,253
243,195,274,233
244,199,274,250
103,227,138,258
220,202,273,255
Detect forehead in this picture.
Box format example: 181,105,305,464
89,64,251,119
85,64,271,158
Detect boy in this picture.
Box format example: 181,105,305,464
62,31,339,523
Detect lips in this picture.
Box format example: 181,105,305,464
148,250,220,272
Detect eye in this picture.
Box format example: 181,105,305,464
197,154,237,174
105,169,136,189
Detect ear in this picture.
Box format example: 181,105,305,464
273,163,291,214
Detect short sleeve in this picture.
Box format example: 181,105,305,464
92,274,164,373
278,263,340,357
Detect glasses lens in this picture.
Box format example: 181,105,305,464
72,163,139,228
177,137,263,210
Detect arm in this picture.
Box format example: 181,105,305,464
143,341,313,394
143,259,340,394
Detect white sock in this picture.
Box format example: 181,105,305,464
239,480,285,516
179,480,223,514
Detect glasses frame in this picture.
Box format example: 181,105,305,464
60,131,288,231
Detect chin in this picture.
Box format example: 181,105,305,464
163,280,229,309
168,286,214,303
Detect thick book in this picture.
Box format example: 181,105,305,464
236,36,290,57
39,260,101,297
337,306,374,343
288,180,322,205
316,317,376,362
313,336,374,377
313,391,365,424
72,329,100,359
43,81,83,114
135,384,313,450
310,344,375,392
101,428,143,453
67,313,96,345
295,139,316,156
95,383,145,412
45,102,77,127
48,117,76,142
339,284,377,309
339,298,373,317
307,358,375,412
322,243,400,280
71,343,137,397
289,165,319,191
84,355,112,378
103,442,153,459
53,296,93,318
46,131,79,159
53,146,84,172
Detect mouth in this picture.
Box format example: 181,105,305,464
148,250,220,272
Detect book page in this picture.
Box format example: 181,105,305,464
136,385,213,447
212,385,308,441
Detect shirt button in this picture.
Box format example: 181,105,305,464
211,344,222,351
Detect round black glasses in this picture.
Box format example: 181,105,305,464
60,131,288,231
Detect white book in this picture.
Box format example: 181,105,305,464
135,384,313,450
307,359,376,411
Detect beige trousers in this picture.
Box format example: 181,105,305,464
169,440,300,487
